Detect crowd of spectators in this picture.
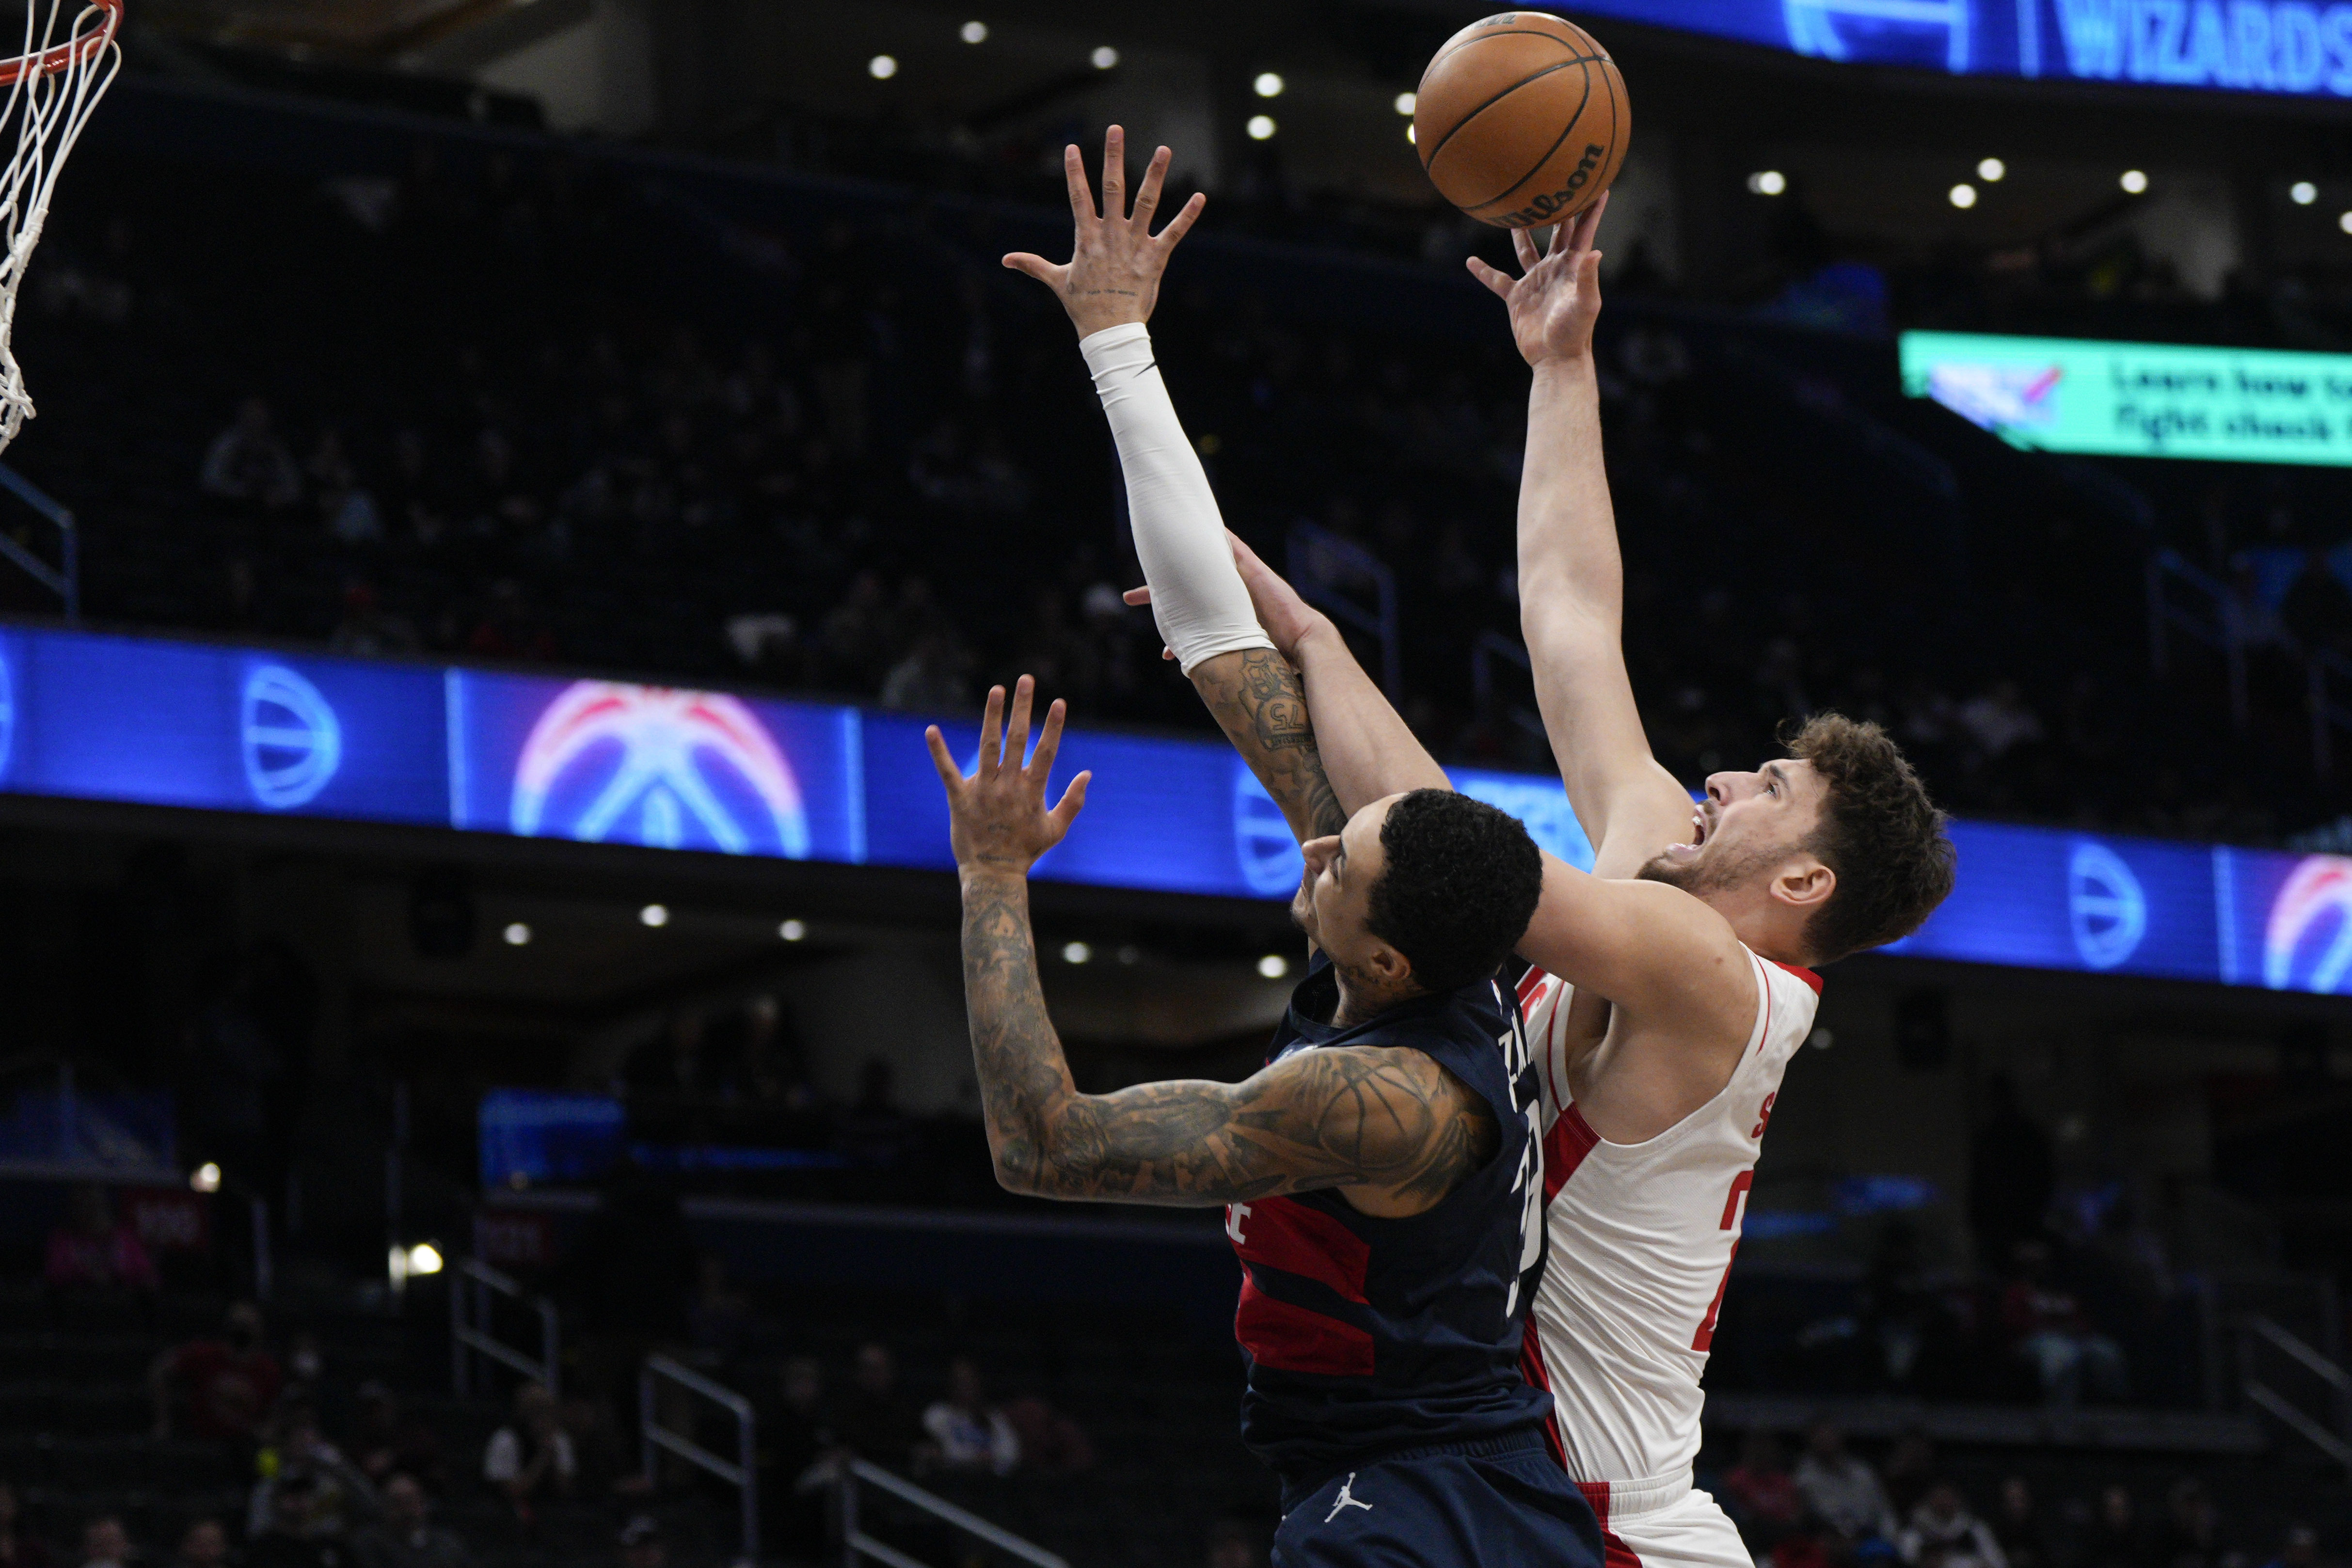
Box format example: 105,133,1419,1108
9,91,2351,854
1714,1419,2320,1568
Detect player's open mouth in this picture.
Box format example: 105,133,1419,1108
1690,811,1708,845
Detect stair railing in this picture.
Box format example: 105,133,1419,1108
449,1255,559,1399
2241,1312,2352,1475
840,1456,1068,1568
642,1354,758,1566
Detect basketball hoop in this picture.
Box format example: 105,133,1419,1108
0,1,121,453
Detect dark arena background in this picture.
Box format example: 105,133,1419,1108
0,1,2350,1565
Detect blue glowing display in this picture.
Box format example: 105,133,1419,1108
6,622,2352,996
1571,0,2352,100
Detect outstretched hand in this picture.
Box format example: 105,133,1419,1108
927,678,1093,876
1003,125,1208,338
1466,192,1608,367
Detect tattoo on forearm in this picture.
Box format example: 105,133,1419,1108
957,872,1494,1206
1200,649,1349,840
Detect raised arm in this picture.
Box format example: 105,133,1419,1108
929,681,1492,1212
1468,201,1695,875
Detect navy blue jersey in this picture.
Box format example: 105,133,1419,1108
1226,952,1551,1489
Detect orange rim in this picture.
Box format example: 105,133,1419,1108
0,0,120,89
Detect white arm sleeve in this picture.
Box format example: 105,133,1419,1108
1079,322,1275,676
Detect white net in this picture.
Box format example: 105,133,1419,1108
0,0,119,453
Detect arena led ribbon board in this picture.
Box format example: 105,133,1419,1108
1570,0,2352,99
1900,331,2352,466
3,623,2352,994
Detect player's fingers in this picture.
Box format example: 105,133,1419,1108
1512,226,1542,272
1005,676,1037,768
1569,190,1609,254
1162,647,1176,661
924,726,965,791
1049,771,1093,830
1002,253,1062,284
1124,586,1152,606
1061,144,1097,226
1102,125,1126,218
977,685,1006,776
1029,697,1068,785
1464,256,1516,300
1156,190,1207,252
1133,144,1171,224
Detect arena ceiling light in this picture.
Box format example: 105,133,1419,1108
868,54,898,79
1746,170,1786,195
639,903,670,928
1257,954,1291,979
2292,181,2319,205
2120,169,2149,194
779,919,808,942
1091,45,1119,69
1062,941,1093,964
502,921,531,947
1247,114,1277,140
2339,210,2352,235
190,1163,222,1194
960,20,988,44
1977,158,2006,182
1949,183,1978,209
1254,72,1285,98
1394,92,1417,115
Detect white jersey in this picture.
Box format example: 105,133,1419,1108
1516,950,1820,1495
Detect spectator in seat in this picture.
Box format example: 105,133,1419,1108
1899,1483,2007,1568
483,1382,574,1522
2152,1475,2221,1568
1719,1429,1804,1556
1987,1477,2056,1568
251,1398,377,1543
1792,1419,1893,1549
1880,1429,1937,1520
759,1355,834,1558
351,1474,471,1568
1001,1389,1094,1478
77,1520,132,1568
200,398,302,511
246,1474,339,1568
918,1357,1018,1477
152,1301,283,1450
351,1383,444,1492
833,1342,921,1468
1967,1075,2053,1274
2001,1242,2128,1406
0,1483,48,1568
168,1520,228,1568
2079,1485,2145,1568
616,1517,664,1568
45,1185,158,1292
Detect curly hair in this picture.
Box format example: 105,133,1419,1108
1786,713,1956,964
1366,789,1545,994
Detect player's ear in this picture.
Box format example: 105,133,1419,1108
1364,939,1414,992
1773,857,1835,911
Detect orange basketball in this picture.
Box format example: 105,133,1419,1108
1414,13,1631,229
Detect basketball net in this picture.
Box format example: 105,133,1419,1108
0,0,120,453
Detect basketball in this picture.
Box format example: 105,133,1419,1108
1414,12,1630,229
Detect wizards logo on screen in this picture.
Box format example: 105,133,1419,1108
450,674,864,861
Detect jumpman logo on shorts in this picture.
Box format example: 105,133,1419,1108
1325,1473,1374,1523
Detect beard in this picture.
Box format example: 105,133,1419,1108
1638,838,1783,898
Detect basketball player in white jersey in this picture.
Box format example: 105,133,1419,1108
1150,197,1955,1566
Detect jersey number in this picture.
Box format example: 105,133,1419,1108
1692,1170,1753,1353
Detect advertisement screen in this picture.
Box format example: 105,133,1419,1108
1900,331,2352,466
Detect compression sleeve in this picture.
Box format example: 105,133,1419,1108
1079,322,1275,676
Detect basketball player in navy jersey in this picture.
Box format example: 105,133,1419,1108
924,132,1606,1568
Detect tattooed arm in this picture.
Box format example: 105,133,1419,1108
1189,647,1349,846
929,679,1494,1214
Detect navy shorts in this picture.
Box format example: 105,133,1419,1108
1273,1432,1605,1568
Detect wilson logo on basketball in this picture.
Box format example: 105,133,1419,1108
1502,143,1608,227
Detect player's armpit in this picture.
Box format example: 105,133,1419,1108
1190,646,1349,844
1515,852,1757,1035
1015,1046,1496,1213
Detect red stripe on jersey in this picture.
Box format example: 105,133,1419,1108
1234,1274,1374,1377
1574,1483,1646,1568
1518,1315,1567,1469
1228,1196,1370,1303
1516,966,1551,1008
1770,960,1823,996
1542,1104,1602,1204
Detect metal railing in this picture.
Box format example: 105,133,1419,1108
2242,1313,2352,1474
1288,523,1401,698
0,463,77,622
841,1457,1068,1568
641,1355,758,1566
449,1256,559,1399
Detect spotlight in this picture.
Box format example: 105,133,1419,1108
868,54,898,79
1977,157,2006,182
1393,91,1416,116
2120,169,2148,194
1062,941,1093,965
503,922,531,947
1247,114,1276,141
1254,72,1285,98
1807,1028,1836,1051
1747,170,1786,196
1257,954,1291,980
405,1243,444,1276
2292,180,2319,205
1091,45,1119,69
190,1162,222,1193
1948,183,1977,209
960,20,988,44
639,903,670,928
1406,124,1416,145
779,919,808,942
2340,210,2352,234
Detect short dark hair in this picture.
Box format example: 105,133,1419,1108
1367,790,1544,994
1786,713,1955,964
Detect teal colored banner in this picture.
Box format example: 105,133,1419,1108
1900,330,2352,465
